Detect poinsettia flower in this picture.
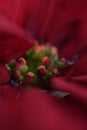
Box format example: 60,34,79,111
0,0,87,130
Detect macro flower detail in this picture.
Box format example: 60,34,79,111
26,72,35,83
52,68,59,76
37,65,47,76
6,43,65,89
41,56,52,67
18,58,27,64
0,1,87,130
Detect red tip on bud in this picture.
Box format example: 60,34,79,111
37,65,47,76
61,58,66,63
52,69,59,76
37,65,45,70
18,58,27,64
15,62,28,74
14,70,21,77
26,72,35,82
14,70,22,82
34,44,45,54
50,46,58,56
41,56,52,67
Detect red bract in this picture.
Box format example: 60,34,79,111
0,0,87,130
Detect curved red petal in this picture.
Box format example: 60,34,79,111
0,64,10,85
24,0,87,59
0,14,34,63
0,87,86,130
51,77,87,104
20,88,87,130
71,55,87,76
0,85,21,130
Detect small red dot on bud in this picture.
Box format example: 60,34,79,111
37,65,47,76
41,57,52,67
26,72,35,82
61,58,66,63
41,56,48,63
14,70,21,77
52,69,59,76
27,77,33,82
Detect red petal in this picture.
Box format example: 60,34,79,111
0,86,86,130
24,0,87,59
20,88,87,130
0,64,10,84
71,75,87,85
51,77,87,104
0,14,34,63
71,55,87,76
0,85,21,130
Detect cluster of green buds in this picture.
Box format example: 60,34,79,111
6,42,66,89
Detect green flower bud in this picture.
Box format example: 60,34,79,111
8,60,16,68
15,63,28,74
57,60,64,70
19,75,24,81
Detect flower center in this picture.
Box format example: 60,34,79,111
6,41,69,89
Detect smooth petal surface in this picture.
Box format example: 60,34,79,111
0,14,34,63
0,64,10,84
0,87,86,130
0,85,21,130
0,0,27,24
51,77,87,104
24,0,87,59
20,89,87,130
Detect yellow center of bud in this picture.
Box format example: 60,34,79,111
34,44,45,54
18,58,27,64
41,56,48,63
27,72,35,77
37,65,46,70
50,46,58,56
